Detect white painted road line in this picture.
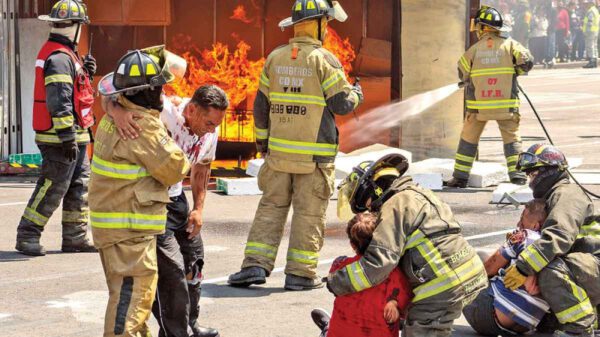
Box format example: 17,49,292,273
0,201,27,207
203,230,510,284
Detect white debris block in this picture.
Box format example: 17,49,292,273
572,172,600,185
568,157,583,170
468,162,509,188
334,144,413,179
245,159,264,177
218,178,262,196
412,173,443,191
407,158,508,188
491,183,533,204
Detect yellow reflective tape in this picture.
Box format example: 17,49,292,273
295,1,302,11
506,155,519,164
413,255,483,302
471,67,515,74
454,163,472,173
23,207,49,227
130,64,141,77
268,137,337,156
306,0,316,9
521,245,548,272
556,298,594,324
466,99,520,110
52,116,75,130
254,127,268,140
455,153,475,163
346,261,372,292
321,71,344,91
10,163,22,168
45,74,73,85
578,221,600,238
245,242,277,259
26,164,38,168
471,70,516,77
62,210,89,223
146,63,157,75
270,92,326,107
90,211,166,230
459,56,471,72
31,178,52,210
287,248,319,265
260,72,270,88
91,156,150,180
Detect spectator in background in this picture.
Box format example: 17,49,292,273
513,0,533,47
569,1,586,60
545,1,559,67
556,1,571,62
530,5,549,64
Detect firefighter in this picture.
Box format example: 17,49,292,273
15,0,96,256
228,0,363,290
582,0,600,68
328,154,488,337
446,6,534,189
104,84,228,337
503,144,600,337
91,46,190,337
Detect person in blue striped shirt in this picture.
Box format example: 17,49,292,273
465,199,553,335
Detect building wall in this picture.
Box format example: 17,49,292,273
400,1,468,161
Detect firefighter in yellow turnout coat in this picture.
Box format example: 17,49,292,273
91,47,190,337
330,154,488,337
447,6,534,188
228,0,362,290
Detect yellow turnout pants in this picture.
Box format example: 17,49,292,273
241,162,335,278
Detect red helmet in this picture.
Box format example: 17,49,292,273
516,144,568,172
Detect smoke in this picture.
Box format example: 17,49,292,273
339,83,461,143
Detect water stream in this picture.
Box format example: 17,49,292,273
340,83,461,143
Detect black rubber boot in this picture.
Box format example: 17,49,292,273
284,274,324,291
444,177,469,188
15,238,46,256
61,237,97,253
227,266,267,287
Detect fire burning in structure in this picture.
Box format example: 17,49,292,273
165,5,356,146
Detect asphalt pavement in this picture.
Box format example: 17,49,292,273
1,67,600,337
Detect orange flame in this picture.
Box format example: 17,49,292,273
324,28,356,78
230,5,253,24
165,7,356,144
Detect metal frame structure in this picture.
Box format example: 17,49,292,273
1,0,23,159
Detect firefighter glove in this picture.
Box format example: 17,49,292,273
83,55,97,76
503,264,527,290
352,82,364,104
62,140,79,162
325,276,337,297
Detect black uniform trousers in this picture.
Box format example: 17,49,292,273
152,192,205,337
17,144,90,243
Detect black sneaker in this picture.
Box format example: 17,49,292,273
311,308,331,333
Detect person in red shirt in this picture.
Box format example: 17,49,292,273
311,213,413,337
557,1,571,62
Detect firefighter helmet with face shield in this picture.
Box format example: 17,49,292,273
516,144,568,173
98,45,187,96
39,0,89,24
279,0,348,29
337,154,409,220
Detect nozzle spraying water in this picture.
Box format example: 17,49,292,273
340,83,461,144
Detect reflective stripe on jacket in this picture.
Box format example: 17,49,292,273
516,180,595,275
253,36,360,170
89,96,190,248
583,6,600,33
329,177,488,303
458,32,533,121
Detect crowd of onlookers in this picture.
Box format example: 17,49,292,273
485,0,600,68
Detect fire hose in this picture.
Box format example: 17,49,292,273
517,83,600,200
